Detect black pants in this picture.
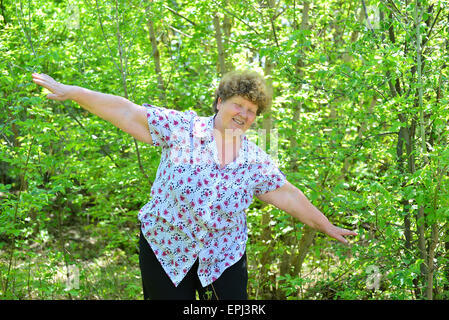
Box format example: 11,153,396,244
138,230,248,300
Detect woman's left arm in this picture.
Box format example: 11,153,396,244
256,181,357,244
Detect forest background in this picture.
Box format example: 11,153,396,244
1,0,448,300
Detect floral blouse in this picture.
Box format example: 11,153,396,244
138,104,286,287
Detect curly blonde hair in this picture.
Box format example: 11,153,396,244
212,70,272,116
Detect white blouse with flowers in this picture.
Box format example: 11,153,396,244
138,104,286,287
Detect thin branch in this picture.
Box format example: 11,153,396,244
114,0,127,97
15,1,36,58
211,0,261,36
60,102,120,168
4,137,34,294
422,5,443,49
270,15,280,49
167,24,192,38
380,0,408,33
272,5,287,20
1,132,14,148
339,70,389,101
164,19,257,51
94,0,121,73
162,4,197,26
361,0,375,33
385,0,407,22
133,138,151,185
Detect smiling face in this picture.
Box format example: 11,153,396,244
214,95,258,136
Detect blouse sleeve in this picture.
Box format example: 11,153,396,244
253,154,287,196
143,103,192,148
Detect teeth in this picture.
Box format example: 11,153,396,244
233,118,244,125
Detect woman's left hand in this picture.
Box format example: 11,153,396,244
324,224,358,245
256,181,358,245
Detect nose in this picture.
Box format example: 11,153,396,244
238,108,249,119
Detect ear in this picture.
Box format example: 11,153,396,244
217,97,222,110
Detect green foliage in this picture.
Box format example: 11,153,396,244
1,0,449,300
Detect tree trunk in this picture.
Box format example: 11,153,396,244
288,0,312,276
414,0,431,298
260,56,274,265
294,225,316,275
146,6,166,103
277,1,314,299
213,12,227,75
256,0,278,298
222,0,234,72
385,7,422,297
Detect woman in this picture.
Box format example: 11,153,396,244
32,70,357,300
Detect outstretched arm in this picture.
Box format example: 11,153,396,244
32,73,152,144
256,181,357,244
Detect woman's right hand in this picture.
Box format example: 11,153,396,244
32,73,76,101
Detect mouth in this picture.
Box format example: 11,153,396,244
232,118,245,126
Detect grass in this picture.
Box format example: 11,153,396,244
0,222,143,300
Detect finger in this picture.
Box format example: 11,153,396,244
32,73,46,80
39,73,56,82
334,231,356,245
328,230,348,245
33,78,55,92
33,78,52,91
46,94,64,101
336,235,348,245
339,228,358,236
33,73,56,85
32,72,49,78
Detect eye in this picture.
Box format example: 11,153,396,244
246,108,256,116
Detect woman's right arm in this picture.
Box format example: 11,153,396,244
32,73,152,144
